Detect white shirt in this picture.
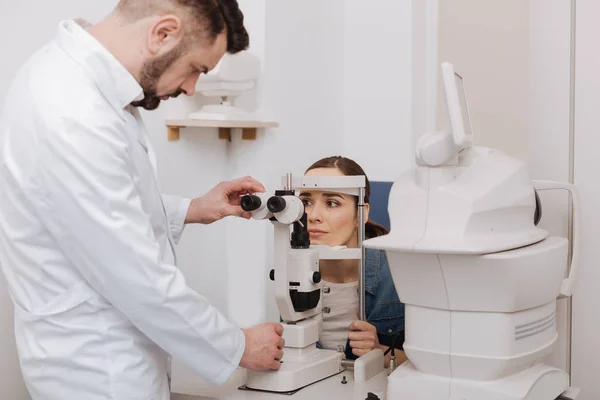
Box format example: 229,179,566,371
319,280,359,351
0,20,244,400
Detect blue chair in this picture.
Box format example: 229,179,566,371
369,181,393,230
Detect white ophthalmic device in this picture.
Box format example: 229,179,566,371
236,62,581,400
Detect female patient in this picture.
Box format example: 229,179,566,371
301,156,406,366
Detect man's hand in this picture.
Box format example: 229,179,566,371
240,323,285,371
348,320,380,357
185,176,265,224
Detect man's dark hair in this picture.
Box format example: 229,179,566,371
118,0,249,53
179,0,249,53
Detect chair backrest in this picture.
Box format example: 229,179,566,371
368,181,393,231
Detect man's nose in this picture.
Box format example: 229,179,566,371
180,79,196,96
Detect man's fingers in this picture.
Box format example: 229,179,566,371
275,349,284,361
270,360,282,370
273,323,284,336
228,176,265,194
278,337,285,350
242,175,265,192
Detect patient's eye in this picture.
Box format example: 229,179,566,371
301,198,312,207
326,200,340,208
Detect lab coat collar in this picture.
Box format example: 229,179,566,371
54,20,144,112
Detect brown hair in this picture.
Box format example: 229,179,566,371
305,156,389,239
117,0,249,54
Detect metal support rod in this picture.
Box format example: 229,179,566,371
358,187,366,321
286,173,292,191
341,359,355,369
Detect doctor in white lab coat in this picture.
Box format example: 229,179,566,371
0,1,284,399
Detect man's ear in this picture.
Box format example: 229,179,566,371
147,15,184,56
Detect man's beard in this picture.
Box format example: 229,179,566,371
132,46,185,111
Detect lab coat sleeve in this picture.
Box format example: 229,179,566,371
25,119,245,386
161,194,191,244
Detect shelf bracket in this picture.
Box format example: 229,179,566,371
167,126,180,141
218,128,257,141
242,128,257,140
219,127,231,141
166,125,261,141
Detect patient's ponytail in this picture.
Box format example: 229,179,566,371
305,156,389,239
366,219,389,239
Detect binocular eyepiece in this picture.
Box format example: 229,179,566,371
241,195,263,212
241,194,288,214
241,193,305,226
267,196,287,213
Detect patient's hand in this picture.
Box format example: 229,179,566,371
348,320,380,357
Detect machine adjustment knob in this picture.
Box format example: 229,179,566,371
241,195,262,212
312,271,322,284
323,307,331,314
267,196,287,213
269,269,275,281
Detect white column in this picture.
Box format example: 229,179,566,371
571,1,600,398
528,0,574,374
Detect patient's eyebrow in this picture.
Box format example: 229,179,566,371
299,192,345,200
323,193,345,199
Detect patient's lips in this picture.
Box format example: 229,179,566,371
308,229,327,238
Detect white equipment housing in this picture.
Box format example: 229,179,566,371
364,62,581,400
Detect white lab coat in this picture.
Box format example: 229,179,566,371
0,20,244,400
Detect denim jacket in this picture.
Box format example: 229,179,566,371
316,248,405,359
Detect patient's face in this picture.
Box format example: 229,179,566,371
300,168,359,248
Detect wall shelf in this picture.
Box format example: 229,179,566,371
165,119,279,141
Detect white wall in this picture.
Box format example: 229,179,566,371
411,0,439,147
342,1,413,181
528,0,573,374
572,1,600,398
437,0,530,161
